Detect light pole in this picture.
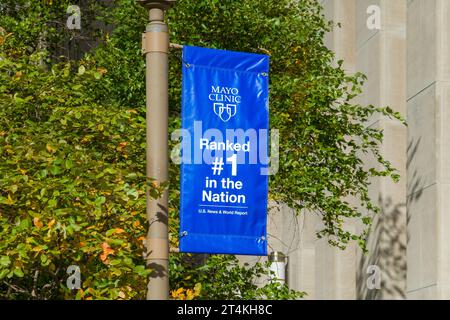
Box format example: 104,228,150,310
268,252,287,284
137,0,176,300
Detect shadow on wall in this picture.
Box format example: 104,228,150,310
406,137,424,214
356,137,423,299
356,195,407,299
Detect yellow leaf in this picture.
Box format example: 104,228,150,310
33,217,43,229
48,219,56,228
100,242,114,263
46,144,55,153
112,228,125,235
171,287,185,299
97,67,107,75
175,288,184,295
194,283,202,296
6,194,14,205
186,289,195,300
100,253,109,263
118,141,128,149
32,246,43,252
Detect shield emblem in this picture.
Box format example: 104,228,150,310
213,103,237,122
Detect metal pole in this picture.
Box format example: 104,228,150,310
138,0,174,300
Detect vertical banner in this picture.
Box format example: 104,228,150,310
179,46,269,256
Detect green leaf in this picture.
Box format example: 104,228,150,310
40,254,50,266
65,159,74,170
48,199,57,208
77,65,86,75
13,268,24,278
50,165,61,175
0,269,9,280
0,256,11,267
134,265,148,277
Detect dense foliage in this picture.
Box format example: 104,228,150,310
0,0,402,299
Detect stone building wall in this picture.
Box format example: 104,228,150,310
266,0,409,299
249,0,450,300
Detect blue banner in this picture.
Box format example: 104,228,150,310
179,45,269,256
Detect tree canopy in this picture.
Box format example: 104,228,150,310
0,0,402,299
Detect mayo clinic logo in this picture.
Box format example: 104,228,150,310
213,103,236,122
209,86,241,122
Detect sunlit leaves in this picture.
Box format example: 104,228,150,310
0,35,151,299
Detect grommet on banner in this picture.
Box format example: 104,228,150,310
261,72,268,77
184,63,191,68
180,231,188,237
